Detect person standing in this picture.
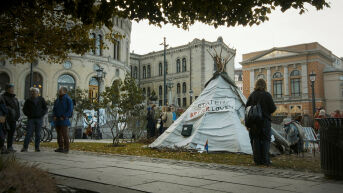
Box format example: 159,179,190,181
146,104,156,139
21,88,47,152
53,87,73,153
246,79,276,166
0,94,8,154
2,84,20,153
161,106,173,134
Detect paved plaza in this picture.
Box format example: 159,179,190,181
12,145,343,193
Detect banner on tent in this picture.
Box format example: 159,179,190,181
189,99,235,120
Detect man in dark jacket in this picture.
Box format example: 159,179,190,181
0,94,8,154
53,86,73,153
2,84,20,153
21,87,47,152
246,79,276,166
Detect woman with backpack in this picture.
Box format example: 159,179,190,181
246,79,276,166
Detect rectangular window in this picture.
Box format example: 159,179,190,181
95,35,102,56
114,40,120,60
183,97,187,107
159,100,162,106
273,80,283,98
291,78,301,97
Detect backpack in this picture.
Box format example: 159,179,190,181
245,95,263,129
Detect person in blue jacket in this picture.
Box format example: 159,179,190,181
53,87,73,153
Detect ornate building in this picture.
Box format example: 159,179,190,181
234,68,243,92
241,42,343,117
130,37,236,107
0,17,132,102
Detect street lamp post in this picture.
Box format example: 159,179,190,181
189,89,193,104
96,67,105,140
309,71,316,118
160,37,168,105
166,78,174,105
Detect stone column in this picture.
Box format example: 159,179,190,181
284,65,289,98
301,63,309,99
250,70,254,93
267,68,271,92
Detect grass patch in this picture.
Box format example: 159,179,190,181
0,155,56,193
39,142,320,173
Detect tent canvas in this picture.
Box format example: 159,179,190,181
149,72,253,154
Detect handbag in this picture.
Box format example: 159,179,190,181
245,96,263,128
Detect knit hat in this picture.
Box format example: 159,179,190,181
5,83,14,90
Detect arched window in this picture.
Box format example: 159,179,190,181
182,58,186,72
147,87,151,97
147,65,151,78
134,66,138,79
273,72,283,78
0,72,10,92
272,72,283,98
159,62,162,76
290,70,300,76
176,59,181,73
95,34,102,56
159,85,162,96
143,66,146,79
25,72,43,99
142,88,146,95
88,77,99,100
182,82,186,93
257,74,265,80
177,83,181,94
290,70,301,97
58,74,75,91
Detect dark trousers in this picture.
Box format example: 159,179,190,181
251,138,270,165
250,119,271,165
0,124,6,149
56,126,69,150
23,118,42,149
7,121,16,149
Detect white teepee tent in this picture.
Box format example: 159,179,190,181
149,72,253,154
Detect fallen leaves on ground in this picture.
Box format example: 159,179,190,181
38,142,320,173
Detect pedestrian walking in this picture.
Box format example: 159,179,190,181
161,106,173,134
21,87,47,152
1,84,20,153
53,87,73,153
0,94,8,154
246,79,276,166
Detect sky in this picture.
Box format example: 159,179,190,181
130,0,343,68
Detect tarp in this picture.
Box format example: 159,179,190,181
149,73,253,154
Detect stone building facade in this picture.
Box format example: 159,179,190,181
241,42,343,117
0,17,132,102
323,66,343,113
234,68,243,92
130,37,236,107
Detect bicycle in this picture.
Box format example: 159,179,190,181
15,117,48,142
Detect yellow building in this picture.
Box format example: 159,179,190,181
241,42,343,117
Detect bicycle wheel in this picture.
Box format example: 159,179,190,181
40,127,47,142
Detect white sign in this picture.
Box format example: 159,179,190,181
189,99,235,120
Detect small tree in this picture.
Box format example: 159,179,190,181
67,88,94,141
120,75,145,142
